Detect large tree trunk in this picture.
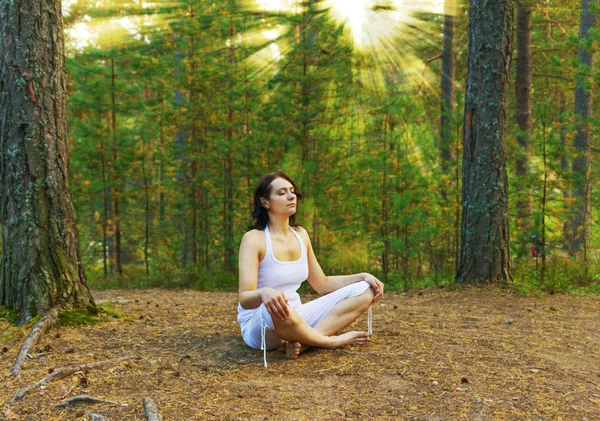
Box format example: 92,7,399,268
0,0,96,323
455,0,513,284
571,0,597,255
515,1,533,256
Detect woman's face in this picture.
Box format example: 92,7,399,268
262,177,297,216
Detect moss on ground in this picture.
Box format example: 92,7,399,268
58,309,100,327
0,306,18,324
97,302,123,318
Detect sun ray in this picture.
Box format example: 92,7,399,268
64,0,449,98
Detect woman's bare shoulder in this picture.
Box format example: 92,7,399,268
293,226,311,243
241,229,265,245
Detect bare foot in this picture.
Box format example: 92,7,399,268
284,341,302,359
329,331,370,348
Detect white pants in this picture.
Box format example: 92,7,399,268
240,281,372,350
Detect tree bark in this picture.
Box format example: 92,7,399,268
571,0,596,254
455,0,513,284
0,0,96,323
515,1,533,255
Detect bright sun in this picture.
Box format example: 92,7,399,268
253,0,415,49
325,0,373,46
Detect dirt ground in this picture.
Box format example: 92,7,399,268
1,287,599,420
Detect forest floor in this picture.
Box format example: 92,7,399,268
1,287,599,421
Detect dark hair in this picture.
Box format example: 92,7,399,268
249,171,303,230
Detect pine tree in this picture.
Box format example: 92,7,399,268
456,0,514,284
0,0,96,323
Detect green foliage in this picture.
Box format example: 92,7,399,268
87,263,238,292
512,252,600,296
382,272,455,292
57,0,600,296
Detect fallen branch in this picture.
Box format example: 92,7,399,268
57,395,125,408
143,397,163,421
12,307,60,377
87,414,109,421
12,356,140,402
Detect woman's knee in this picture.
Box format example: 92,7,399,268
272,307,302,330
357,287,375,310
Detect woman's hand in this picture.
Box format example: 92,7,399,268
363,273,384,303
259,288,290,320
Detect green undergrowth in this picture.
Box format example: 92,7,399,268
511,254,600,296
84,257,600,298
87,264,238,291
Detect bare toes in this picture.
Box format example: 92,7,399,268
285,341,302,359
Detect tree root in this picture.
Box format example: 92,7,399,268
11,307,60,377
57,395,125,408
143,397,163,421
11,356,140,402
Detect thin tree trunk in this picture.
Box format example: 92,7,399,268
541,116,548,284
189,6,199,267
224,16,235,272
158,101,165,224
559,93,572,251
454,123,461,273
141,135,150,278
202,128,209,269
382,113,390,281
110,51,122,275
98,111,109,277
515,1,533,256
571,0,596,255
456,0,513,284
440,0,456,200
154,100,165,266
0,0,96,323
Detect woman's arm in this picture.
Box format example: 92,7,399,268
299,228,384,301
238,231,290,320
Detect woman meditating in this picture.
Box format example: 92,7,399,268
237,171,384,364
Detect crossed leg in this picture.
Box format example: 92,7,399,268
273,287,375,359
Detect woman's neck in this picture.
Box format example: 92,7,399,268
267,216,290,236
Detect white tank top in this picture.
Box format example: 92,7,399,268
237,225,309,324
